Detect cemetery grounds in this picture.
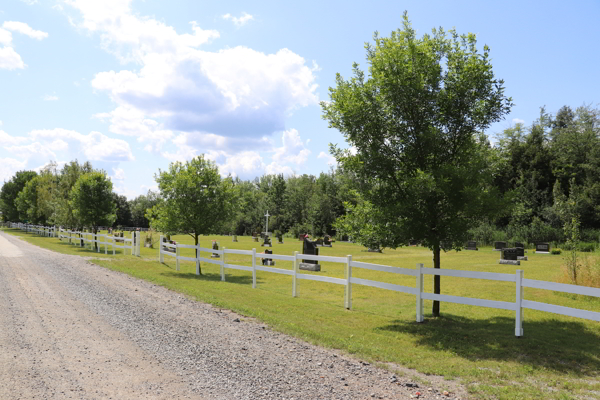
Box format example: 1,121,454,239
2,227,599,400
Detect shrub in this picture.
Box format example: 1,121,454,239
551,248,562,255
578,242,596,252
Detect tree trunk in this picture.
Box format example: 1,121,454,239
195,233,202,275
93,226,98,251
432,243,441,317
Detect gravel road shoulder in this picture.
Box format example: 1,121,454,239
0,232,469,399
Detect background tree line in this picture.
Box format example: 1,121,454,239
1,104,599,245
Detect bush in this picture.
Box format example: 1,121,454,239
578,242,596,252
551,248,562,255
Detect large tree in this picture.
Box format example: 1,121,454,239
70,171,116,248
148,155,235,274
322,13,512,317
0,170,37,222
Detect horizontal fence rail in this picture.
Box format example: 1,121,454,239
6,223,600,336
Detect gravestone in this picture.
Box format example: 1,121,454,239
409,239,419,246
232,235,238,242
298,234,305,241
211,241,220,258
262,235,272,247
322,235,332,247
341,234,349,242
299,238,320,271
163,237,175,253
277,233,283,244
494,241,507,251
465,241,478,251
514,242,524,248
536,242,550,254
499,248,520,265
145,236,153,248
315,237,324,246
262,248,275,266
516,247,528,261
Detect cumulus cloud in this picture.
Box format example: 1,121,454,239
318,151,337,166
0,46,25,70
42,94,59,101
0,157,26,183
2,21,48,40
0,21,48,70
111,167,125,180
65,1,317,140
272,129,310,165
512,118,525,125
222,12,254,27
0,129,29,145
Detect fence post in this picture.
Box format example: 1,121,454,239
112,235,116,255
176,244,180,271
195,244,200,275
131,232,135,256
221,247,226,281
292,251,298,297
159,235,164,263
515,269,524,337
416,263,424,322
345,255,352,310
136,232,141,256
252,248,257,288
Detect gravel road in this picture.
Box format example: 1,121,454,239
0,232,467,399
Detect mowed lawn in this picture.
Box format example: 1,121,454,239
3,227,599,400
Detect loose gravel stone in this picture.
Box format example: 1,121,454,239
0,232,469,399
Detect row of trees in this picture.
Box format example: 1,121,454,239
2,14,598,313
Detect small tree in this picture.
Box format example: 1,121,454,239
322,13,512,317
70,171,116,249
148,155,235,275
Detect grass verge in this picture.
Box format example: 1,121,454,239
3,227,599,400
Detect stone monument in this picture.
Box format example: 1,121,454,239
262,248,275,266
536,242,550,254
464,241,478,251
499,248,520,265
494,241,507,251
299,237,320,271
211,241,220,258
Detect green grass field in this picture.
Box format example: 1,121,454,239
3,227,599,400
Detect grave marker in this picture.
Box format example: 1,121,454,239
499,248,520,265
494,241,507,251
299,237,321,271
465,241,478,251
536,242,550,254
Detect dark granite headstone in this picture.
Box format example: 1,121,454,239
262,248,275,266
300,238,320,271
211,241,220,258
323,235,332,247
499,247,520,265
514,242,524,248
262,236,272,247
536,242,550,253
277,234,283,244
465,241,478,250
494,241,507,251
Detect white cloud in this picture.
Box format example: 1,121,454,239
318,151,337,166
265,162,294,176
28,128,135,162
217,150,265,178
0,157,26,183
42,94,59,101
272,129,311,165
222,12,254,27
0,28,12,45
0,129,29,145
512,118,525,125
2,21,48,40
19,0,39,5
64,1,317,141
0,21,47,70
0,46,25,70
111,167,125,180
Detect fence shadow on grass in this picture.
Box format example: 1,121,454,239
378,314,600,375
159,270,256,285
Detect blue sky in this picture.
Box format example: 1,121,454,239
1,0,599,198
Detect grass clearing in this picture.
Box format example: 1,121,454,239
3,227,599,400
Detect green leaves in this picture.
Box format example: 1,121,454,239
69,171,116,231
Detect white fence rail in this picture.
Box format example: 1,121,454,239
6,224,599,336
156,236,600,337
10,223,141,257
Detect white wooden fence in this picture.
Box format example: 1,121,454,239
5,224,599,337
10,223,141,257
158,235,600,337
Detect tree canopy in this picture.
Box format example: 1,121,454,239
322,13,512,316
148,156,235,274
70,171,116,240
